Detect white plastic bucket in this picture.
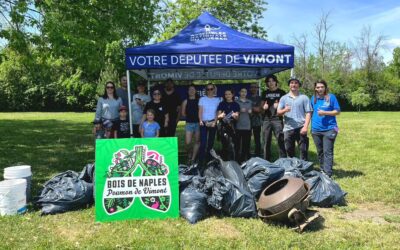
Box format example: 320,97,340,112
0,179,27,216
4,165,32,201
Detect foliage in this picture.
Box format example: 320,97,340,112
350,87,372,112
0,0,160,111
158,0,267,41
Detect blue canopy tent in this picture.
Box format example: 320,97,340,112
124,11,294,134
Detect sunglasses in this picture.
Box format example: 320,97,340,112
106,86,114,89
153,92,161,95
206,88,214,91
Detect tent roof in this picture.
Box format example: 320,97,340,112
125,12,294,80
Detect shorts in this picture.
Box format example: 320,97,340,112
185,122,200,132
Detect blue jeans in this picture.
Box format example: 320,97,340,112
312,129,337,177
199,124,217,162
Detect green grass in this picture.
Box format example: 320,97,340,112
1,112,400,249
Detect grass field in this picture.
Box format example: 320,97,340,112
0,112,399,249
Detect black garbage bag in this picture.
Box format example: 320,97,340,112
205,177,231,210
241,157,285,200
179,174,194,192
210,150,257,218
79,163,95,183
36,170,94,215
179,164,201,192
274,158,314,178
217,111,236,161
80,164,95,201
179,163,200,176
180,185,209,224
304,170,347,207
203,159,223,178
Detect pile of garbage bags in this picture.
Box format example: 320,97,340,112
180,151,346,224
34,153,346,221
35,164,95,215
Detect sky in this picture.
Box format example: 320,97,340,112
261,0,400,63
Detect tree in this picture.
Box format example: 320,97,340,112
313,11,332,78
292,33,309,86
158,0,267,41
388,47,400,78
350,87,372,112
37,0,160,80
0,0,161,111
353,25,386,81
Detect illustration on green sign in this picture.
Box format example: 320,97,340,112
103,145,171,214
95,138,179,222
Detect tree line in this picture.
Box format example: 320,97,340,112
0,1,398,111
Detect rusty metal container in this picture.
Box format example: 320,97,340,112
257,177,321,232
258,177,309,215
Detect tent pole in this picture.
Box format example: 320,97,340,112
258,79,261,95
290,68,294,78
127,70,133,137
147,80,150,95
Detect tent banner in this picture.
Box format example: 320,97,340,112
126,53,293,69
135,68,278,81
95,138,179,222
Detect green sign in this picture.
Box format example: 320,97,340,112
95,138,179,222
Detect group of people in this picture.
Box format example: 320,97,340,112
93,75,340,177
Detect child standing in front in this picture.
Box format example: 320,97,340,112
113,106,130,138
140,109,160,138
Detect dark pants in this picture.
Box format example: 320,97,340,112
263,119,287,161
236,129,251,163
132,124,140,138
199,125,217,162
251,126,262,156
218,122,236,161
284,127,309,161
166,116,178,137
312,129,337,177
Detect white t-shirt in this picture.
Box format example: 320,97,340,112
199,96,220,121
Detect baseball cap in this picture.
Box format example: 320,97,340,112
288,78,302,86
119,106,127,112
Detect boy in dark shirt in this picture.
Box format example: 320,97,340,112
113,106,130,138
262,74,287,161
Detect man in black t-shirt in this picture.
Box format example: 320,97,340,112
162,78,182,137
262,74,287,161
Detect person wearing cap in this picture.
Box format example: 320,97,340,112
162,78,182,137
261,74,287,161
277,78,312,160
131,81,151,137
113,106,130,138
